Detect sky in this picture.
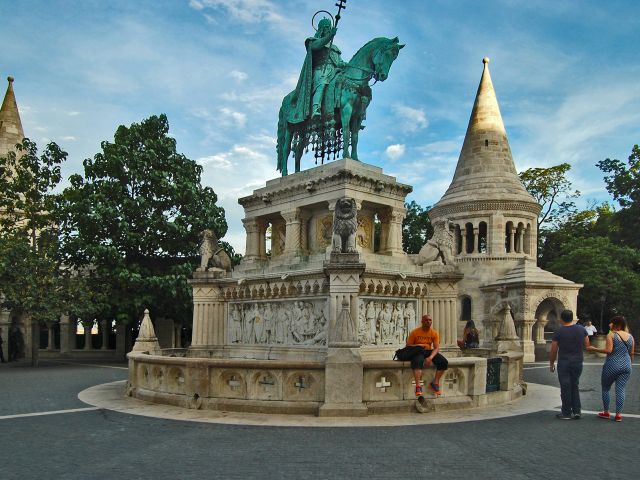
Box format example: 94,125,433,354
2,0,639,254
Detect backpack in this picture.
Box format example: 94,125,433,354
393,345,425,361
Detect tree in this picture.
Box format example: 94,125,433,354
58,114,228,326
519,163,580,232
402,200,433,254
597,144,640,249
546,236,640,336
0,139,76,365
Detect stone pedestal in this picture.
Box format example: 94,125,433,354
318,348,367,416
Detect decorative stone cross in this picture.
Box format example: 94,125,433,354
258,375,275,391
228,375,241,391
294,376,308,392
376,377,391,392
444,373,458,391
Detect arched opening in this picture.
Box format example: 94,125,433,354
454,224,463,254
534,297,565,360
465,222,474,254
478,221,487,253
460,296,472,322
505,221,514,253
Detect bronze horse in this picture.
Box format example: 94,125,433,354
277,37,404,176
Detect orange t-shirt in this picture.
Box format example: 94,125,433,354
407,326,439,350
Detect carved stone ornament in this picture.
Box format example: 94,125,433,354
358,298,418,346
332,197,358,253
228,299,328,346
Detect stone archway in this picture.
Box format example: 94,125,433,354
532,295,566,360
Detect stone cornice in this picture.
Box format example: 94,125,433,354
430,199,541,218
238,168,413,209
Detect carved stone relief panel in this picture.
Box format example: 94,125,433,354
358,297,418,346
228,299,328,346
316,214,373,252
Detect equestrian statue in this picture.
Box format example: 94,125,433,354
276,6,403,176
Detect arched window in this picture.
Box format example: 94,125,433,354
505,221,514,253
465,222,474,254
478,221,488,253
461,296,472,322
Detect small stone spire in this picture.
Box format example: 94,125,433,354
0,76,25,158
131,309,161,354
433,58,536,209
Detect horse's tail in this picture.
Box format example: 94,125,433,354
276,95,289,173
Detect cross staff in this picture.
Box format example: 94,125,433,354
334,0,347,27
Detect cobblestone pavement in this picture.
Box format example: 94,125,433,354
0,359,638,480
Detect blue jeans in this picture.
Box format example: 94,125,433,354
557,361,583,416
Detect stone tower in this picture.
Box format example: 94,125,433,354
0,76,25,158
429,58,581,361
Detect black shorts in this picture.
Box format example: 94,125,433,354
410,349,448,371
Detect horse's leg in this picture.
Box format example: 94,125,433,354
350,114,361,161
340,101,353,159
282,125,292,176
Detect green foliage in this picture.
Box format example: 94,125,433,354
0,139,78,324
598,144,640,207
58,114,228,324
547,236,640,333
402,201,433,254
519,163,579,232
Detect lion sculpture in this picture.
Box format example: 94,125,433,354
416,218,455,266
198,229,232,272
332,197,358,253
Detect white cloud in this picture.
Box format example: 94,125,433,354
220,107,247,128
385,143,405,161
191,0,284,25
60,135,76,141
230,70,248,82
66,111,81,116
392,104,428,132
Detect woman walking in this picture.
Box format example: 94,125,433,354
588,316,635,422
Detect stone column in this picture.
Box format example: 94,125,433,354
174,323,182,348
282,209,301,256
46,321,56,350
242,217,262,261
190,282,226,352
518,228,525,253
508,228,515,254
100,319,110,350
0,308,10,359
473,227,479,254
299,211,311,255
115,323,127,359
519,318,536,362
381,207,405,256
320,253,367,416
461,226,467,255
59,314,71,356
82,320,94,350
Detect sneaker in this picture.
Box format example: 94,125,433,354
429,382,441,395
597,411,610,419
614,414,622,422
556,413,573,420
572,414,581,420
415,386,423,397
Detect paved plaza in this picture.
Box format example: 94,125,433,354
0,359,638,479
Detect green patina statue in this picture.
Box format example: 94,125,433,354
276,10,404,176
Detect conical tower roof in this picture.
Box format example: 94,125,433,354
433,58,538,211
0,76,25,157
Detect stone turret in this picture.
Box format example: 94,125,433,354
428,58,580,362
0,76,25,158
430,58,540,259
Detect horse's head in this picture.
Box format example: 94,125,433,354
372,37,404,82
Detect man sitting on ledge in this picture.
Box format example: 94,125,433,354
406,314,449,396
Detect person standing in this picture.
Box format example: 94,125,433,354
406,314,448,396
588,316,635,422
584,320,597,340
549,309,590,419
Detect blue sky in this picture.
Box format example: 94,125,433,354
2,0,639,253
